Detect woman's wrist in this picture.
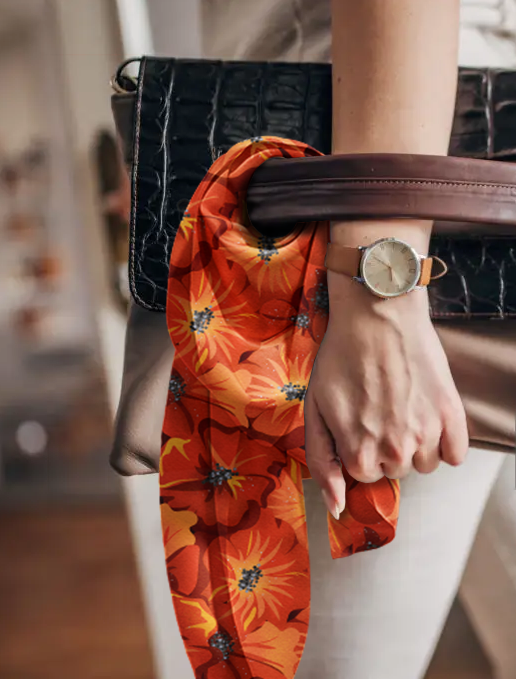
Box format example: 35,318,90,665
327,268,431,317
327,218,433,314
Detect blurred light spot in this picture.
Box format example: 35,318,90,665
15,421,48,456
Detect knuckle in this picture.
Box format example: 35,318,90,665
441,394,465,422
413,426,431,449
348,447,369,474
345,449,382,484
381,437,406,465
382,426,416,463
385,447,405,465
344,459,362,479
345,463,369,482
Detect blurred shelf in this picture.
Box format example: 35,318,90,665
0,347,117,506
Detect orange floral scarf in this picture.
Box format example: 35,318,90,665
160,136,400,679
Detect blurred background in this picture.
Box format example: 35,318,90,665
0,1,515,679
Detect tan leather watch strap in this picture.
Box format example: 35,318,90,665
324,242,436,287
419,257,434,286
324,242,362,277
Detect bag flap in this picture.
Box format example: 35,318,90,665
112,57,516,314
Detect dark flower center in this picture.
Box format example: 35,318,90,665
190,307,214,333
364,541,379,550
168,375,186,402
314,282,329,314
209,631,235,660
202,462,238,487
257,236,279,263
238,564,263,592
291,312,310,328
280,382,307,402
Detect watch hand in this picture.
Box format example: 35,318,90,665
375,256,394,277
372,255,389,267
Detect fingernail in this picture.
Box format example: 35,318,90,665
337,497,346,515
321,488,340,520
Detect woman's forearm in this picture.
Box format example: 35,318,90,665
329,0,460,302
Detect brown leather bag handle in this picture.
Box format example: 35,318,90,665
246,153,516,235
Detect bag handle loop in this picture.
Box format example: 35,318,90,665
246,153,516,235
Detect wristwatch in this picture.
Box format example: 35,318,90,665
324,237,447,299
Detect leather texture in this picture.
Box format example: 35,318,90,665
111,58,516,318
109,58,516,477
325,243,363,278
247,153,516,229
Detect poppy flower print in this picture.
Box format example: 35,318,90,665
160,425,286,529
160,135,401,678
204,516,309,629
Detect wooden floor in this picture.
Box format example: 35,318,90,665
0,507,493,679
0,506,154,679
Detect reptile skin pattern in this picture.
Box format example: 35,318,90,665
128,58,516,316
161,136,400,679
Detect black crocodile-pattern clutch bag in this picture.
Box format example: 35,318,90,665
111,57,516,318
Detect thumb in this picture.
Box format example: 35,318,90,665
304,387,347,520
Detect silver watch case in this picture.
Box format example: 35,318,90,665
353,237,423,299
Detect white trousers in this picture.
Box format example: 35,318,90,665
297,452,505,679
198,1,516,677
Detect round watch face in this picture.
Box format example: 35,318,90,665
360,238,421,298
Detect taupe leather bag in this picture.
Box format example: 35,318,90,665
110,57,516,475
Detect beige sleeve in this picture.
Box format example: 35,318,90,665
199,0,331,62
200,0,516,67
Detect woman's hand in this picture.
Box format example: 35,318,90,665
315,0,463,519
304,276,469,520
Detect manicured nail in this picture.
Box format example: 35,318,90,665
337,497,346,515
321,488,340,520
